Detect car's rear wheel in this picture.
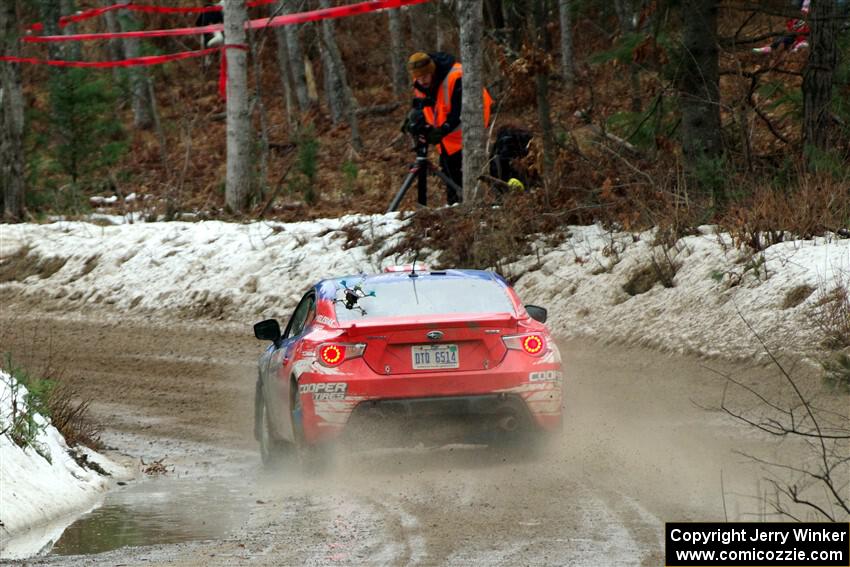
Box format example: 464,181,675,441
291,378,331,472
258,397,293,467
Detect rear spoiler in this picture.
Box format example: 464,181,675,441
339,313,518,337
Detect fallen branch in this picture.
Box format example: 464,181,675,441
478,174,511,190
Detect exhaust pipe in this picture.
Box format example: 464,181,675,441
498,414,519,432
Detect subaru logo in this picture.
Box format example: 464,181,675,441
426,331,443,341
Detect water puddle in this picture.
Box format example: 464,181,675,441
49,469,258,556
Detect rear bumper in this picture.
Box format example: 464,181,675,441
343,393,538,446
295,352,563,444
351,393,531,419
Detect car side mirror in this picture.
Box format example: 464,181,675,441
254,319,281,342
525,305,547,323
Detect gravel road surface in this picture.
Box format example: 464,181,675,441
1,309,827,566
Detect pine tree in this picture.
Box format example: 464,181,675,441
50,69,125,185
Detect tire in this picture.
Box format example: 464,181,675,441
290,379,331,472
258,397,293,467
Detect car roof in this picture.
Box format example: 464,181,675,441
315,269,510,300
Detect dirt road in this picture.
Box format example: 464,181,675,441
1,309,830,566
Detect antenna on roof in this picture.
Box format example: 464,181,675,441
409,250,420,278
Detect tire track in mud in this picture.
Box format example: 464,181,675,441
595,491,665,566
230,482,426,565
354,497,426,565
324,445,659,565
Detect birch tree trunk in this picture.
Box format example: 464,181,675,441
224,0,252,213
458,0,486,203
533,0,556,176
408,4,431,50
388,10,407,96
38,0,63,62
432,2,454,51
320,44,344,123
1,0,26,220
316,5,342,125
101,1,124,85
278,1,312,112
680,0,722,198
272,26,297,131
60,0,82,61
118,11,154,130
803,0,838,160
558,0,575,87
435,5,448,52
318,0,362,149
247,29,270,200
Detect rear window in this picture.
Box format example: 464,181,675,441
333,276,516,322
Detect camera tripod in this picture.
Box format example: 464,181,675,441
386,142,462,213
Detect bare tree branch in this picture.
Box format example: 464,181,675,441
717,307,850,520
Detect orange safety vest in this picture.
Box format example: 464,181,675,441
414,62,493,155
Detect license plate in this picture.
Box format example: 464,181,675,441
412,344,459,370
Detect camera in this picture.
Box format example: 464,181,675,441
410,97,434,110
405,108,429,137
405,97,435,137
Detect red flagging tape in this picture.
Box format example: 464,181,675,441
0,43,249,69
27,0,278,33
219,43,248,100
23,0,431,43
0,46,222,67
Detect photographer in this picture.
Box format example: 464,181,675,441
403,52,492,206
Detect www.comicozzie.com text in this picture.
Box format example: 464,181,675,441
670,527,847,546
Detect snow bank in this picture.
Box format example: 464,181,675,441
0,214,408,321
510,225,850,360
0,370,119,559
1,217,847,360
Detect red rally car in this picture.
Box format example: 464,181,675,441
252,266,563,463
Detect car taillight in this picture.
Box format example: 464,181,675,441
317,343,365,367
503,333,546,356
